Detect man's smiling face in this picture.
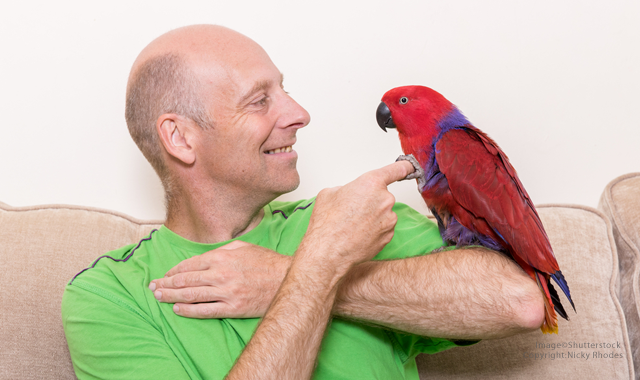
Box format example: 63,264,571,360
191,32,311,201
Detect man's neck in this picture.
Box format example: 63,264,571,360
164,186,269,244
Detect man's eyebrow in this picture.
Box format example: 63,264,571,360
239,73,285,104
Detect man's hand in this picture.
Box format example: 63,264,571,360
149,241,290,318
301,160,415,271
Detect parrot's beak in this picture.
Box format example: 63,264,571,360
376,102,396,132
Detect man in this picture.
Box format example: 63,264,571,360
62,25,544,379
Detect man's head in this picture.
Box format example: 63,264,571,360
126,25,310,208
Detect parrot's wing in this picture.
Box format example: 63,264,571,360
435,127,559,274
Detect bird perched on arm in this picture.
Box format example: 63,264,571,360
376,85,574,334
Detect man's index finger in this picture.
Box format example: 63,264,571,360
375,160,416,186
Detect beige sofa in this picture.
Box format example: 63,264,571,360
2,173,639,379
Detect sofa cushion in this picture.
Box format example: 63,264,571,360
599,172,640,377
0,201,161,380
417,205,634,379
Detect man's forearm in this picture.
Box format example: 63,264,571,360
334,247,545,340
227,241,348,380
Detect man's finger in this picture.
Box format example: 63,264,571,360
173,302,233,319
154,285,222,304
217,240,249,250
154,271,210,290
173,301,259,319
372,160,416,186
165,256,210,277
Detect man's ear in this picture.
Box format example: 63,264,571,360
156,114,196,165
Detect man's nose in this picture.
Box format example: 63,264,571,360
278,92,311,130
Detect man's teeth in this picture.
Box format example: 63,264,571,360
265,146,293,154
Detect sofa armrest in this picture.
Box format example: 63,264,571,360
600,172,640,377
0,202,162,379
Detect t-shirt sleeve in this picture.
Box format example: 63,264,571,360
62,282,191,380
386,330,479,361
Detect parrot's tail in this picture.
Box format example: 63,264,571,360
536,272,559,334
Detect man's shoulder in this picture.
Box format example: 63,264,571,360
67,245,136,285
392,202,425,217
64,229,160,293
62,230,163,325
376,202,445,260
267,198,315,221
392,202,436,226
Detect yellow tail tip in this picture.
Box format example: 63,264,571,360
540,322,559,334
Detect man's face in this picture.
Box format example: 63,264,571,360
193,43,311,201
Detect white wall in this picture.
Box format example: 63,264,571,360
1,0,638,220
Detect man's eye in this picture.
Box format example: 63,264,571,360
254,96,268,106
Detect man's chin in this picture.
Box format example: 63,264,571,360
280,178,301,195
271,175,300,197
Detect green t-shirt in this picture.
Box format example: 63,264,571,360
62,199,464,379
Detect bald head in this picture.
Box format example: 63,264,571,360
130,25,263,80
125,25,270,202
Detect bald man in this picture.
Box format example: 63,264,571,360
62,25,544,379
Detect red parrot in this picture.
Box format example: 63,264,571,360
376,85,574,334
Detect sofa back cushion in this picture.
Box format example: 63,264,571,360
417,205,634,379
0,201,161,379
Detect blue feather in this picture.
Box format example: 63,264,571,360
437,107,471,132
551,271,576,311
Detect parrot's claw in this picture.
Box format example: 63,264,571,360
396,154,426,191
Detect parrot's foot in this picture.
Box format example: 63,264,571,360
396,154,426,191
429,246,448,253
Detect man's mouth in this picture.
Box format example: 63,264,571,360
265,145,293,154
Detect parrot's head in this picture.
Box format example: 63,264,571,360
376,85,455,136
376,85,470,159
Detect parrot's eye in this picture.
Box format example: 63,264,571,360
399,97,408,104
